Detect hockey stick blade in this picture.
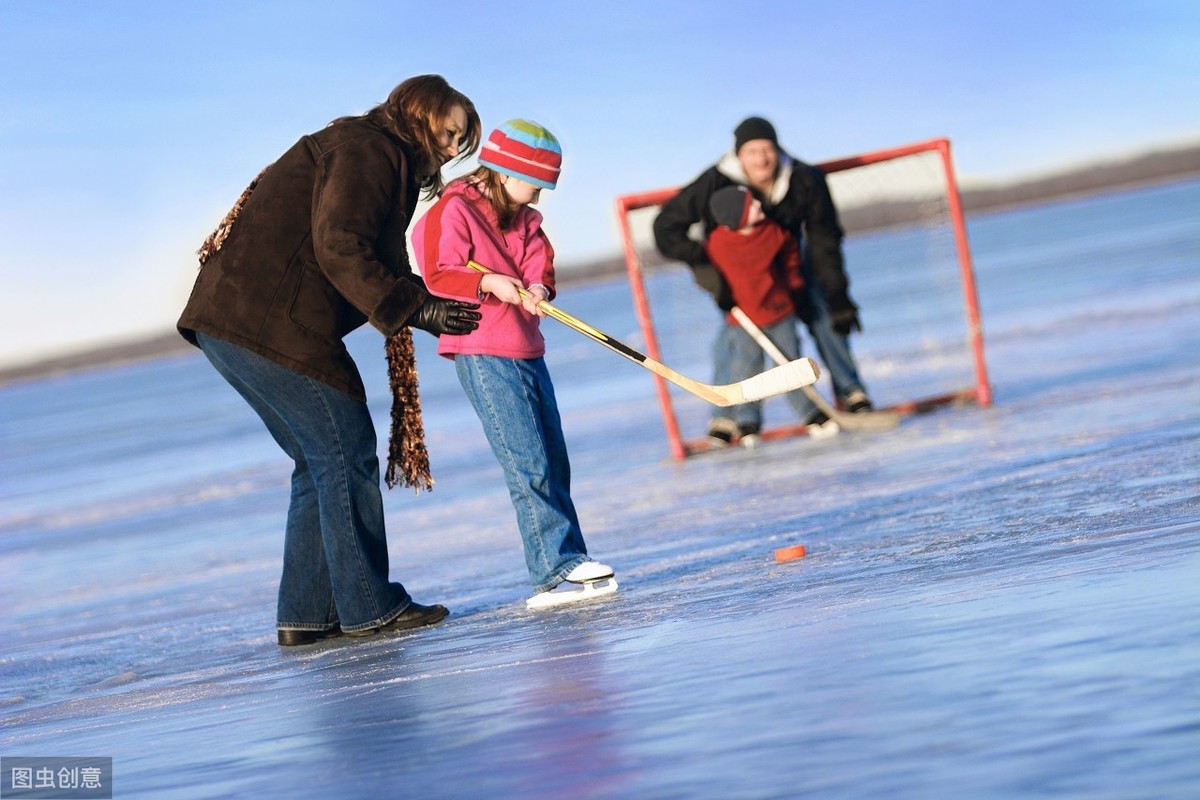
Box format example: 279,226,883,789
730,306,900,430
466,261,819,406
735,359,822,403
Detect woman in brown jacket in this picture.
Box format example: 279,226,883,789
178,75,482,646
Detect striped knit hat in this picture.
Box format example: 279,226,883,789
478,119,562,189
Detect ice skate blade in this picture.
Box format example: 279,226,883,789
526,578,618,610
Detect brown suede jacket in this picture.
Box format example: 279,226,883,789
178,118,428,401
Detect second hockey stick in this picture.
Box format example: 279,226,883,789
730,306,900,431
466,261,819,407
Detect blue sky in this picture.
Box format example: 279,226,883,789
1,0,1197,367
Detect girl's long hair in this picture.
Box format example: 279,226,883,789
461,167,523,231
336,74,481,197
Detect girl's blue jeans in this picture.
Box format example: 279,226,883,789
454,354,589,591
197,333,413,633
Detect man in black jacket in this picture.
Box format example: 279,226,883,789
653,116,873,444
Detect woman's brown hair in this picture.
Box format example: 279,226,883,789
337,75,481,197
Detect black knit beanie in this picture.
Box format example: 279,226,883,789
734,116,778,153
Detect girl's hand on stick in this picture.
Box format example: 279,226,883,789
522,285,548,317
480,273,524,305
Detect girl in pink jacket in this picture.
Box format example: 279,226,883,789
413,120,616,609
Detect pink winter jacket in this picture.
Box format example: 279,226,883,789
413,180,557,360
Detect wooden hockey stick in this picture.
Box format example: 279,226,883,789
730,306,900,431
466,261,819,407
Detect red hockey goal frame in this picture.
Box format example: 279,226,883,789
613,137,991,460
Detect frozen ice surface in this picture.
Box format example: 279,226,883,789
2,180,1198,798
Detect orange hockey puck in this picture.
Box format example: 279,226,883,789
774,544,806,563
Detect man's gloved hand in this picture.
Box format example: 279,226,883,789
409,296,482,336
826,290,862,337
692,262,734,312
830,306,862,337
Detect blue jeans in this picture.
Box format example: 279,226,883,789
711,316,822,428
197,333,413,634
799,259,868,403
455,355,589,591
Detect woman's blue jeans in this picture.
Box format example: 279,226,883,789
197,333,412,633
454,354,589,591
711,316,822,428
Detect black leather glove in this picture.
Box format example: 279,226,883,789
409,296,482,336
830,306,862,337
692,262,734,312
825,290,862,337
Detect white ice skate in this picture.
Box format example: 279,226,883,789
526,561,618,610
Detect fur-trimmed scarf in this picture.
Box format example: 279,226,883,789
197,167,434,493
197,167,268,267
384,329,433,492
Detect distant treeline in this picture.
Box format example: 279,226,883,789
838,140,1200,233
